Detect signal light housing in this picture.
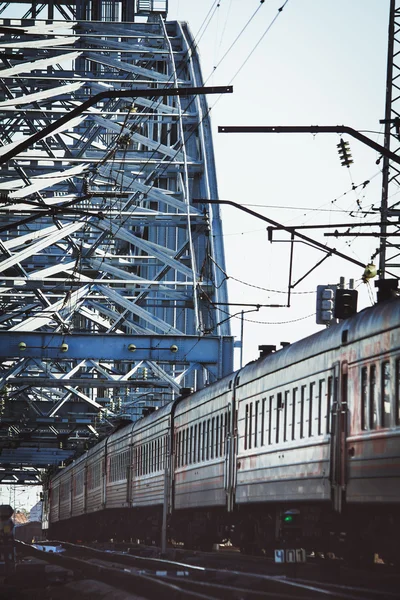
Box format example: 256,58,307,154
316,285,337,325
334,288,358,319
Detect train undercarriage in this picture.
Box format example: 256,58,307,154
47,501,400,565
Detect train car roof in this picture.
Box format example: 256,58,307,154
174,372,234,417
130,399,175,434
237,298,400,385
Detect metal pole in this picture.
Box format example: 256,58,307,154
240,310,244,369
379,0,396,279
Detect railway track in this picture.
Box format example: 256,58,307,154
12,540,400,599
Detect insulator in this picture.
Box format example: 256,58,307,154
362,263,377,283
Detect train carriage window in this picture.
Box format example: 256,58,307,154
215,416,220,457
318,380,326,435
254,400,259,448
396,360,400,426
211,418,215,459
327,377,333,433
361,367,368,430
370,365,377,429
193,424,197,463
148,446,151,475
223,412,227,455
309,382,315,437
292,388,297,440
381,361,391,428
261,398,266,446
284,391,289,442
268,396,273,445
206,419,210,460
244,404,249,450
177,431,181,468
199,422,203,462
276,394,282,444
300,385,306,438
185,428,189,465
202,421,206,462
249,403,253,449
189,426,193,464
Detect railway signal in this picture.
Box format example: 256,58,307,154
334,289,358,319
316,285,337,325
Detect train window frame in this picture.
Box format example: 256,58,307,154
206,419,210,461
244,404,249,451
249,403,253,450
300,385,306,438
276,395,280,444
202,421,205,462
292,388,297,440
189,425,193,464
361,367,368,431
284,391,289,442
211,417,215,459
268,396,273,445
254,400,259,448
381,361,391,428
309,382,315,437
193,424,198,463
370,364,377,429
327,377,333,433
261,397,266,446
318,379,325,435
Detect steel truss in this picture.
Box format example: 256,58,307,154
379,0,400,278
0,0,232,468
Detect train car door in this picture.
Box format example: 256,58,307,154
329,361,348,513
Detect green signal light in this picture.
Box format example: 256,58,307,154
284,515,294,523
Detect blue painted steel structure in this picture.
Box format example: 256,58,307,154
0,0,232,470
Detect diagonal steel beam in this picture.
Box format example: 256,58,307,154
0,85,232,165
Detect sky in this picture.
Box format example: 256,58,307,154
0,0,392,508
167,0,390,367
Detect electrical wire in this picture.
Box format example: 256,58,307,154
227,0,290,85
203,0,267,85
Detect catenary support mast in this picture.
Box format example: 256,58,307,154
379,0,400,279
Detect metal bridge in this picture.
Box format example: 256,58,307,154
0,0,233,482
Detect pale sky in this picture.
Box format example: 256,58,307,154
168,0,390,367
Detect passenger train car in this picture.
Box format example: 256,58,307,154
43,295,400,561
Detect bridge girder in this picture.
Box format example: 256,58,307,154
0,2,232,471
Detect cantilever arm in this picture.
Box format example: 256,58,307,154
218,125,399,165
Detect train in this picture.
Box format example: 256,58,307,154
43,291,400,563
